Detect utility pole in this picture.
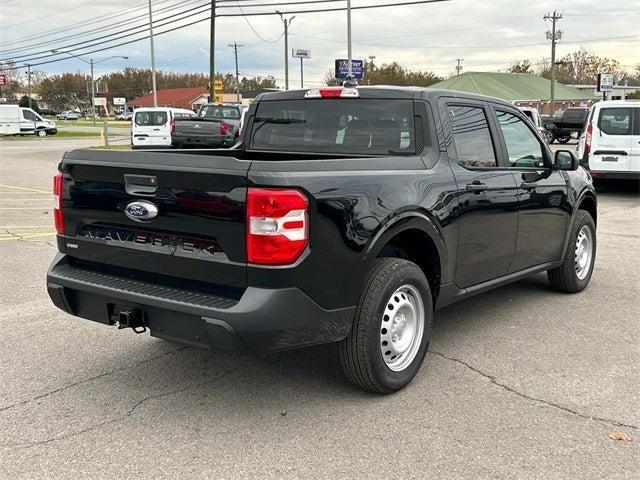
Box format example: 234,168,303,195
455,58,463,76
347,0,353,80
544,11,562,116
277,12,295,90
148,0,158,107
26,64,32,110
90,59,96,124
229,42,243,104
210,0,216,102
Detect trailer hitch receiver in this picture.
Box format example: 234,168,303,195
115,309,147,334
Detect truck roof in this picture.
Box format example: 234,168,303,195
254,85,516,109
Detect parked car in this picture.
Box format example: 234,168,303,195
56,110,80,120
47,87,597,393
115,111,133,121
197,103,244,142
0,105,57,137
130,107,195,149
543,108,589,143
576,100,639,180
519,106,548,143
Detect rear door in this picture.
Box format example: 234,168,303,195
59,150,250,289
491,107,570,271
591,106,634,173
442,100,519,288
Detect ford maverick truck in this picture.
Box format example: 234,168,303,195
47,87,597,393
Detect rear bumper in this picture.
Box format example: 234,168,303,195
171,134,232,148
46,254,355,354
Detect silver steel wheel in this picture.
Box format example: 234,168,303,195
574,225,594,280
37,130,47,137
379,284,425,372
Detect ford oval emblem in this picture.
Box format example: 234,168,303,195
124,200,159,222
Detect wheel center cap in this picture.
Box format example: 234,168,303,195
391,313,407,341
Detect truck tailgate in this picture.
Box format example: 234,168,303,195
58,149,249,290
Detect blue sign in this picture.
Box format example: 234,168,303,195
335,59,364,79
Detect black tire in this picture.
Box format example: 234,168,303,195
338,258,433,393
546,130,555,144
548,210,596,293
558,136,571,144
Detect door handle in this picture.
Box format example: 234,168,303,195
466,182,487,193
521,182,538,191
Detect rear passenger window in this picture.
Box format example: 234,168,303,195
599,108,632,136
447,105,497,168
134,111,168,127
496,111,546,168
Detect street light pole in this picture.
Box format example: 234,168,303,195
148,0,158,107
50,50,127,122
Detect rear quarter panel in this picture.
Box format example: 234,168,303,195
247,156,458,310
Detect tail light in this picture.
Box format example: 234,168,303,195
53,172,64,235
170,118,176,134
584,122,593,155
246,188,309,265
220,121,230,136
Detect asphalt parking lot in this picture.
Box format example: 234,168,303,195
1,138,638,479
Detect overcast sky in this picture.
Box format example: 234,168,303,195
1,0,638,88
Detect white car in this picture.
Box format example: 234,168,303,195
577,100,640,180
519,106,549,143
131,107,195,149
57,110,80,120
0,105,57,137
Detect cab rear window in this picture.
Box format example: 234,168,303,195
250,99,416,156
134,111,168,126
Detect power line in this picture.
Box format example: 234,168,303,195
2,0,452,69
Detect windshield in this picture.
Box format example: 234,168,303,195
200,106,241,120
134,111,168,126
250,99,416,155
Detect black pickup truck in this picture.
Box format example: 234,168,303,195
543,107,589,144
47,87,597,393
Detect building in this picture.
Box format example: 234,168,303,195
128,87,241,111
568,84,639,101
431,72,596,115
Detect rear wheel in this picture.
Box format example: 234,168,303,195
545,130,555,144
338,258,432,393
548,211,596,293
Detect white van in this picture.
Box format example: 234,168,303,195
131,107,195,149
0,105,57,137
577,100,640,180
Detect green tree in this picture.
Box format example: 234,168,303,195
18,95,40,113
36,73,89,111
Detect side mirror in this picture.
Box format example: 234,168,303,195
554,150,578,171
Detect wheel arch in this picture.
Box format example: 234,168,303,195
577,192,597,226
365,212,446,306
